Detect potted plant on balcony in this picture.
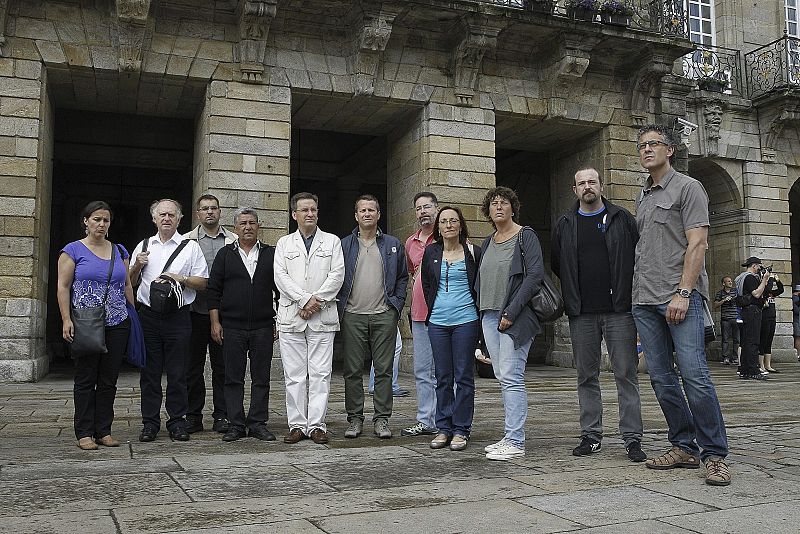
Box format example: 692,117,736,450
599,1,634,26
523,0,555,14
565,0,599,22
697,75,728,92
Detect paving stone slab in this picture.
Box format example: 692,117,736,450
0,509,117,534
641,471,800,508
315,498,580,533
661,500,800,533
162,519,326,533
113,478,543,532
0,472,190,516
516,486,713,527
0,442,134,464
569,520,691,533
1,456,180,480
511,464,694,492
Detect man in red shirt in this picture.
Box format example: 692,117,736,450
401,193,439,436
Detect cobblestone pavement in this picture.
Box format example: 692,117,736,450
0,360,798,533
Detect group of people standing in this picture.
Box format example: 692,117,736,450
57,123,732,486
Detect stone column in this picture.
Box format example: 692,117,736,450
194,80,291,244
0,59,53,382
742,160,794,361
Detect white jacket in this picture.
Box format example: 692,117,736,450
273,228,345,332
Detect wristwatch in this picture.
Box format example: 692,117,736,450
182,275,188,285
675,288,691,298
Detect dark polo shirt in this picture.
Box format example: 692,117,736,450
633,167,710,305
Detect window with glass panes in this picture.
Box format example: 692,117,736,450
787,0,800,82
685,1,717,79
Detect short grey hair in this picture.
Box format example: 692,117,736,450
233,207,259,225
150,199,183,219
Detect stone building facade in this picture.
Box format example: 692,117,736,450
0,0,797,381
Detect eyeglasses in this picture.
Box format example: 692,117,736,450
636,140,671,151
439,218,460,226
197,206,219,212
415,203,435,212
295,207,318,214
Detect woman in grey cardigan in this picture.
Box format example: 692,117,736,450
476,186,543,461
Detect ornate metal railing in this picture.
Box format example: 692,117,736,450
681,45,744,97
478,1,689,39
745,34,800,100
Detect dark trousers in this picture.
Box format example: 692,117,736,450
759,312,777,354
342,309,398,423
73,319,130,439
739,305,761,376
224,326,274,431
140,306,191,431
428,320,479,438
187,312,226,422
720,318,739,362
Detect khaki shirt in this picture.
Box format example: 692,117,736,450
633,168,710,305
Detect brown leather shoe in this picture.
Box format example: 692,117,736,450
77,437,98,450
96,435,121,447
283,428,305,444
309,428,329,444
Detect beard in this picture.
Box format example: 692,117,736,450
582,191,597,203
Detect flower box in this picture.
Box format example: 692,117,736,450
523,0,555,14
600,13,631,26
567,7,597,21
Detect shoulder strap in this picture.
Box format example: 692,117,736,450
466,242,475,261
142,238,148,253
101,242,117,307
162,239,190,274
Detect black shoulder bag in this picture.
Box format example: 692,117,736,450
148,240,190,314
70,244,117,356
518,227,564,323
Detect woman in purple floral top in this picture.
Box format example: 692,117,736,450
57,201,135,450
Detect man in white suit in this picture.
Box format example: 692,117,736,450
274,192,345,445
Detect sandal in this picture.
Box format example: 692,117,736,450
645,446,700,470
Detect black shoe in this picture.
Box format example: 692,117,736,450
572,437,602,456
139,425,158,442
750,373,769,381
169,426,190,441
212,418,230,433
248,425,277,441
222,427,247,442
185,418,204,434
626,440,647,462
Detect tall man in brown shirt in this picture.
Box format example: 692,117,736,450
630,124,730,486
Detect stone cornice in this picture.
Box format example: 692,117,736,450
236,0,278,84
449,14,506,106
115,0,152,72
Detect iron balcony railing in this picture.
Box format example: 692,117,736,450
745,34,800,100
681,44,744,97
479,1,689,39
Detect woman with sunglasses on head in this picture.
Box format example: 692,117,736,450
421,206,481,451
57,201,135,450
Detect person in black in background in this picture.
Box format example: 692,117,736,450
759,271,784,375
713,276,739,366
738,257,772,381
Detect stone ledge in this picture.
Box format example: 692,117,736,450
0,355,49,382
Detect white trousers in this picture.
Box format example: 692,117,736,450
279,329,335,434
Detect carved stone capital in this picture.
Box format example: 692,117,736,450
449,15,505,106
624,50,673,120
115,0,151,72
236,0,278,84
349,3,402,96
0,0,8,58
702,98,724,157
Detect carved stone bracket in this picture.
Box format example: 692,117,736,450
115,0,152,73
702,98,724,157
349,2,401,96
542,34,599,118
762,108,800,162
624,50,673,124
0,0,8,58
449,15,505,106
236,0,278,84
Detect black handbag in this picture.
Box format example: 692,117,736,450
147,240,189,314
70,244,116,356
518,228,564,323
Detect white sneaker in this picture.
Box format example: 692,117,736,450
486,442,524,461
484,437,508,453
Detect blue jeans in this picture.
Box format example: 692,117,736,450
632,292,729,460
428,320,479,437
482,310,533,448
412,321,437,429
369,328,402,394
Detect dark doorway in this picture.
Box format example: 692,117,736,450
47,110,194,357
290,129,388,238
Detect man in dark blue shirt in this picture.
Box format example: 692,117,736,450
713,276,739,365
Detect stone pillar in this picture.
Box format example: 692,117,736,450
194,80,291,245
742,160,794,362
0,59,53,382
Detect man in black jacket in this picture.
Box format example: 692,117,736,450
207,208,280,442
551,168,645,462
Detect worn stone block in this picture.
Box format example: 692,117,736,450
3,216,36,236
14,18,59,41
209,116,247,135
0,237,35,257
0,256,34,276
61,43,91,67
0,355,48,381
0,158,38,179
0,78,42,100
196,40,233,62
209,135,290,158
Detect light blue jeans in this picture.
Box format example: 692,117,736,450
632,291,729,461
412,321,437,429
369,328,402,394
481,310,533,448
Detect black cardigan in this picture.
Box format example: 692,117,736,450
206,242,279,330
421,241,481,325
